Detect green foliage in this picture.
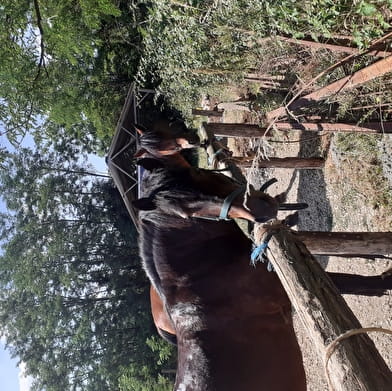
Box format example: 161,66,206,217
0,0,143,150
119,366,173,391
0,146,175,390
146,335,176,366
135,0,391,116
1,0,391,145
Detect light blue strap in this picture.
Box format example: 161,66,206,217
250,234,275,272
208,148,224,165
251,242,268,264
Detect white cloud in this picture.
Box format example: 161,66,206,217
18,362,33,391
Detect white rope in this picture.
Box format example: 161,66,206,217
324,327,392,390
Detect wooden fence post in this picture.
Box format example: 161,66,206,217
192,109,224,117
254,224,392,391
295,231,392,256
203,122,272,138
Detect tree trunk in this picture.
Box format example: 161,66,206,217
269,36,392,57
254,225,392,391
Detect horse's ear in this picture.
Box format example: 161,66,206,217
246,183,257,196
132,197,156,211
134,123,146,135
134,148,147,158
137,158,164,171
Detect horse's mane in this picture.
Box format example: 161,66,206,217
136,166,237,300
138,129,198,162
138,128,166,150
139,167,226,226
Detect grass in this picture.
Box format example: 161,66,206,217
332,133,392,227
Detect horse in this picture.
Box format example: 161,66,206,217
133,158,307,391
133,121,392,377
134,119,200,160
150,285,177,345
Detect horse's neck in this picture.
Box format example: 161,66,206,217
174,327,277,391
165,153,190,168
171,297,305,391
175,321,306,391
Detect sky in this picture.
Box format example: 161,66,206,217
0,340,22,391
0,130,107,391
0,131,32,391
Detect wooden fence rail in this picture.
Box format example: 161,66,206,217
202,122,392,138
254,224,392,391
203,122,272,138
238,157,325,169
276,121,392,134
192,109,224,117
296,231,392,256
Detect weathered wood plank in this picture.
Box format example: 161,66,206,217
203,122,272,138
276,121,392,133
254,225,392,391
296,231,392,256
192,109,224,117
238,157,325,169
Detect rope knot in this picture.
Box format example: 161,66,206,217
250,232,274,271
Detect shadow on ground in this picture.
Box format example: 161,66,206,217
297,131,333,267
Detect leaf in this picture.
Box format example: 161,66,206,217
357,1,377,16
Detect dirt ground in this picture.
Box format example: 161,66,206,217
218,107,392,390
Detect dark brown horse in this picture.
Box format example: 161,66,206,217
133,160,306,391
150,285,177,344
134,119,200,159
133,122,391,391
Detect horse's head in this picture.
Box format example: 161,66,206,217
134,159,280,223
134,119,200,158
186,168,280,223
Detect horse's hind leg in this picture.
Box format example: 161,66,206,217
327,272,392,296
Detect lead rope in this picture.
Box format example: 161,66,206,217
250,233,275,272
324,327,392,390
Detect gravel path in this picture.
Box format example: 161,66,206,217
227,127,392,390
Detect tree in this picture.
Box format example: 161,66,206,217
0,0,144,150
0,147,175,390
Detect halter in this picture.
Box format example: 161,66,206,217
193,186,246,222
